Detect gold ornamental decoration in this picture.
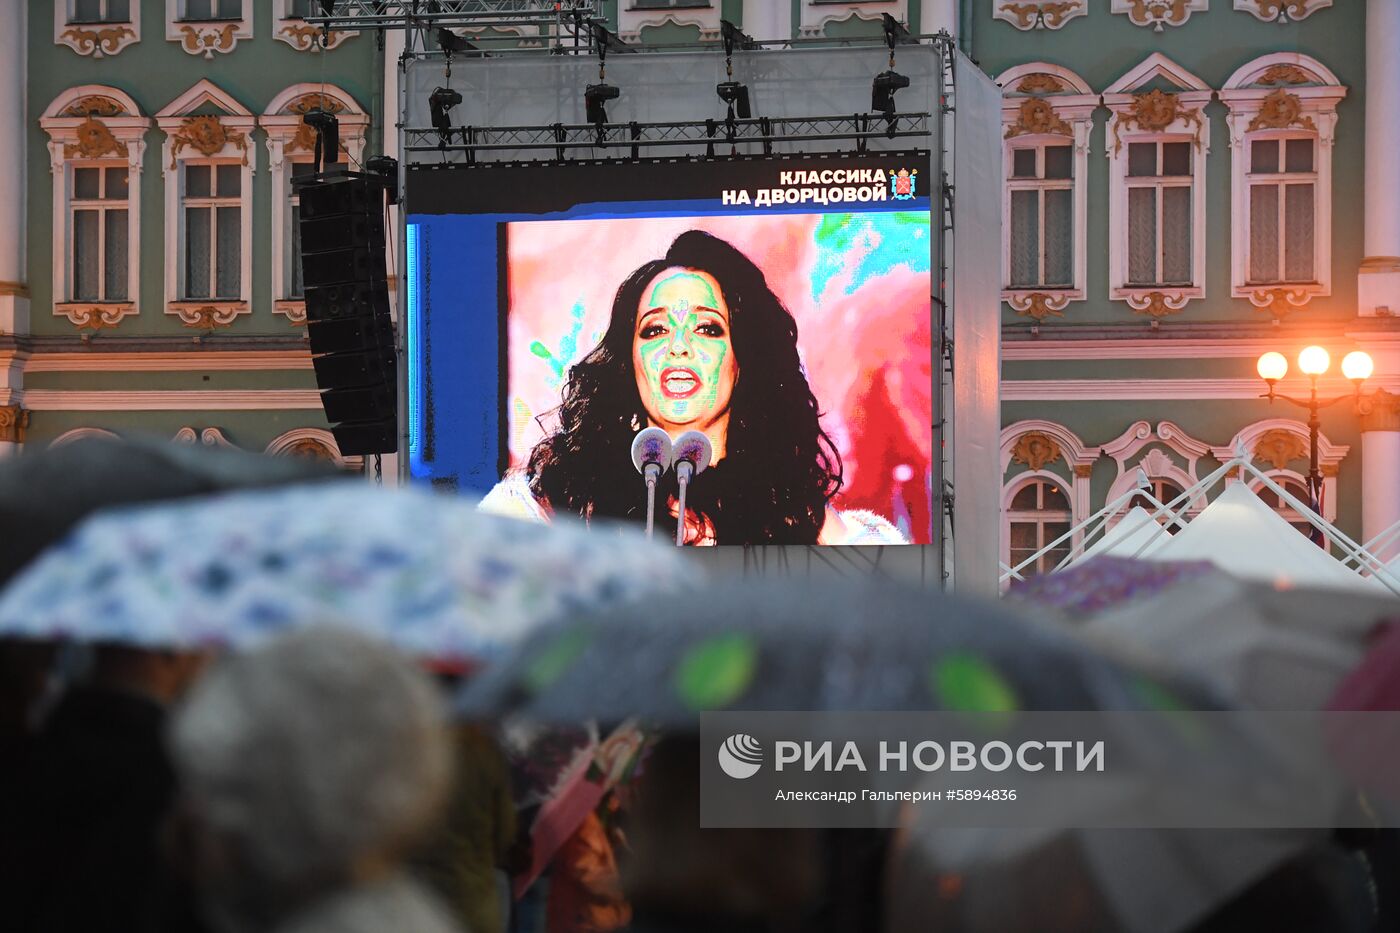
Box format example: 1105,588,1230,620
170,116,249,169
1016,74,1066,94
62,305,129,329
1004,98,1073,139
280,438,337,461
60,25,136,58
61,96,125,118
179,306,238,330
180,24,239,57
0,405,29,444
1246,89,1317,133
1011,292,1067,322
998,2,1084,29
1130,292,1185,319
286,95,350,156
1012,432,1063,471
1258,64,1310,86
1123,0,1191,26
64,117,128,159
1254,1,1314,19
1253,429,1307,470
1111,90,1204,154
1248,286,1313,319
280,24,325,49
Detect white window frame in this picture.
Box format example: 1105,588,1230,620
999,420,1100,565
68,163,132,305
40,86,149,329
165,0,252,58
1003,473,1076,577
798,0,904,38
260,84,371,324
156,80,255,328
274,0,357,50
996,64,1095,320
55,0,141,57
1104,54,1212,316
179,160,244,303
1220,54,1345,318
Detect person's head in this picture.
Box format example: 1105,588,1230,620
90,643,211,705
168,627,451,933
527,230,842,544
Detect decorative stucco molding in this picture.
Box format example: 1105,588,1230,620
1111,0,1209,31
166,0,252,58
55,1,141,57
993,1,1087,30
1234,0,1332,23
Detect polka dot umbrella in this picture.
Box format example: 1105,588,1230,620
0,480,696,664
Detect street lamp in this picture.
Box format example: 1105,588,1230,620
1255,345,1374,515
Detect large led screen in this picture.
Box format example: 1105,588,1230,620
407,155,933,545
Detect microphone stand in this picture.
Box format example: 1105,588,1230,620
675,461,693,547
643,463,660,539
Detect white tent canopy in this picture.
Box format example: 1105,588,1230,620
1143,482,1374,593
1077,506,1170,562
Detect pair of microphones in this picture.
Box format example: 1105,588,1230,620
629,427,712,546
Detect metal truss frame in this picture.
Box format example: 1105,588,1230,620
404,113,932,161
305,0,602,31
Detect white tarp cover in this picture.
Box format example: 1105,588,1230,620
1145,482,1372,592
1075,506,1170,563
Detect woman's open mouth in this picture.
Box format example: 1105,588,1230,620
659,366,702,399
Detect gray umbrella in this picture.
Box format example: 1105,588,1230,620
457,580,1223,723
0,434,337,588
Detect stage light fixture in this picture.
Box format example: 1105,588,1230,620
437,27,476,54
716,19,754,121
302,109,341,173
716,81,751,119
881,12,915,46
585,82,620,125
429,86,463,135
872,70,910,114
591,23,635,56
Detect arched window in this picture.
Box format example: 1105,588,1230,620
1129,477,1186,531
1008,478,1072,576
1252,477,1317,538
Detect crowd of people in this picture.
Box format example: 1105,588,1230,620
0,437,1397,932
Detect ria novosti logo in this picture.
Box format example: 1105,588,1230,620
718,733,764,779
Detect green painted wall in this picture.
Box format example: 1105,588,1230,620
27,0,382,340
974,1,1367,327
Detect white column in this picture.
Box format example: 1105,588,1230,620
742,0,791,42
1359,0,1400,316
1360,390,1400,562
921,0,958,35
0,0,28,336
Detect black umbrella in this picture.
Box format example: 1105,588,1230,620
457,580,1221,723
0,434,337,588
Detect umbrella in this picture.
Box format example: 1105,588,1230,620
0,434,338,588
0,481,696,663
1007,556,1217,618
458,580,1222,725
1076,571,1399,710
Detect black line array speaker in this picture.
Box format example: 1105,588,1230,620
294,169,397,457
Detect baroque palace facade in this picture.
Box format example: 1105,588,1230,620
1,1,1397,573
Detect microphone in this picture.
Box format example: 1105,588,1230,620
671,431,712,546
630,428,673,539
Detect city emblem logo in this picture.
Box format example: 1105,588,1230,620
718,733,764,779
891,167,918,200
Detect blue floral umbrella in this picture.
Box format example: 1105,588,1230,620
0,481,695,662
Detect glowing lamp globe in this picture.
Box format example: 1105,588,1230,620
1342,350,1374,382
1256,351,1288,382
1298,345,1330,377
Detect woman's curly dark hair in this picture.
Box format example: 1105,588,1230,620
526,230,843,544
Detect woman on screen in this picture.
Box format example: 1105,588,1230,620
481,230,906,545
